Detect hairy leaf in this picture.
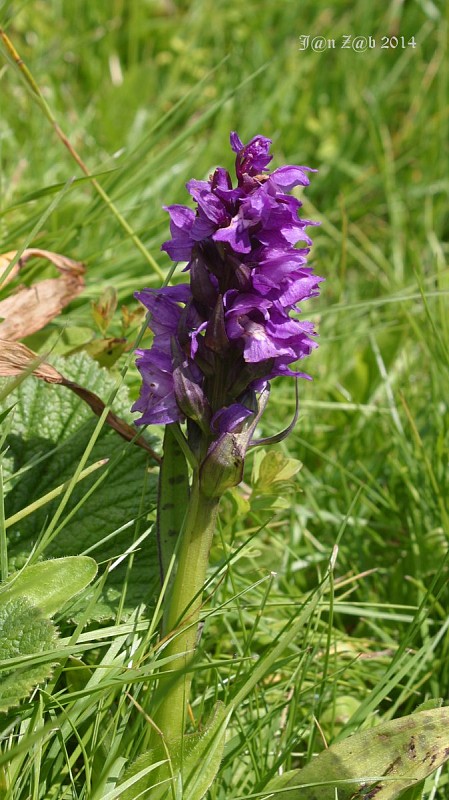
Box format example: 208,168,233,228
1,353,159,619
1,556,97,616
0,340,159,458
119,703,229,800
0,597,57,711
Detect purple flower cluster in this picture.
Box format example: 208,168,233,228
133,133,322,438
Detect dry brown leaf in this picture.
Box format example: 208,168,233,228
0,248,85,340
0,340,160,463
0,339,62,383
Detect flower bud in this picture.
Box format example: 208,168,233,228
199,390,269,498
199,433,245,498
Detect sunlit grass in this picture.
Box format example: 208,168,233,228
0,0,448,797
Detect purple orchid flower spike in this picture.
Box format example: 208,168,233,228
133,132,323,491
135,134,324,749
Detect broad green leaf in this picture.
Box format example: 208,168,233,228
64,655,93,694
4,459,107,529
0,597,57,711
320,695,362,735
119,703,229,800
264,707,449,800
0,353,159,619
0,556,97,616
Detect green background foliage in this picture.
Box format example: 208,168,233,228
0,0,448,797
2,354,159,619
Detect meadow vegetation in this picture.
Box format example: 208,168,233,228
0,0,448,797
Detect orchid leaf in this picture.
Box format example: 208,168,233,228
263,707,449,799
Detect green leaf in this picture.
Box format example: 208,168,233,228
2,168,117,209
183,703,230,800
0,404,15,427
1,353,159,619
91,286,118,335
0,597,57,711
252,449,302,493
119,703,229,800
263,707,449,800
1,556,97,616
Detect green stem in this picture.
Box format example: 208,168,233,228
153,472,219,745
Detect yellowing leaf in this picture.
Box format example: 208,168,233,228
91,286,118,334
254,450,302,492
264,707,449,800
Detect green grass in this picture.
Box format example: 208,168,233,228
0,0,449,797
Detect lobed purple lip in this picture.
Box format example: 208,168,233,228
133,132,323,440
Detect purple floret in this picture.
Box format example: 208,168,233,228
133,132,322,434
132,348,183,425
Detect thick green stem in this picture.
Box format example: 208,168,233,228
153,472,219,745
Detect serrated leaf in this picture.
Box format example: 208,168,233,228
1,556,97,616
0,339,158,457
263,707,449,800
0,597,57,711
0,353,160,620
119,703,229,800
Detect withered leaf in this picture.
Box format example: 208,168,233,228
85,337,128,368
91,286,118,335
0,248,85,340
0,339,61,383
0,340,160,462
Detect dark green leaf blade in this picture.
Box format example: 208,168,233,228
1,353,159,619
